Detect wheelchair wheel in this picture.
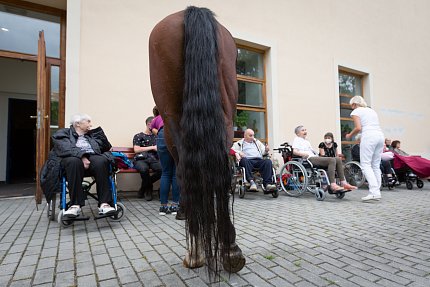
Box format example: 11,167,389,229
344,161,365,187
315,188,325,201
110,202,126,222
279,161,308,197
416,179,424,189
335,192,345,199
238,185,246,198
46,193,56,221
272,188,279,198
406,180,413,190
58,210,74,227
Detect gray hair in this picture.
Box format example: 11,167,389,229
294,125,304,135
350,95,367,108
70,113,91,127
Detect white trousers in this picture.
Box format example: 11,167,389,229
360,131,384,196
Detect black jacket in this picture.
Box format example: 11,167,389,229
40,126,114,202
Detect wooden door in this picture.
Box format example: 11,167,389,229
34,31,50,204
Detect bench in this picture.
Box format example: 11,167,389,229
111,147,159,196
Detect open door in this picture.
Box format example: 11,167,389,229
34,31,50,204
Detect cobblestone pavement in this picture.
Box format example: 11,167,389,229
1,183,430,287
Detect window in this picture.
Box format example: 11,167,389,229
0,4,61,58
339,70,363,162
234,45,267,142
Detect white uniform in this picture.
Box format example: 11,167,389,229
351,107,384,197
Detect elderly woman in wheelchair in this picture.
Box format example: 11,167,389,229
291,126,356,197
41,114,125,226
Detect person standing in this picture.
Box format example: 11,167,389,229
346,96,384,202
150,109,180,215
132,116,162,200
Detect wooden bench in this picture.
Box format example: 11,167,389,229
112,147,159,196
111,147,138,173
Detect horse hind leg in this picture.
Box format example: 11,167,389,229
183,233,205,269
221,218,246,273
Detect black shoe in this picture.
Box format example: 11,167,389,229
169,205,178,215
159,205,171,215
137,187,144,198
175,208,186,220
145,184,153,201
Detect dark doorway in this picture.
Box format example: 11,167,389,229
7,99,37,184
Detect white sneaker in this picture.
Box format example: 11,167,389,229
265,184,276,191
98,203,115,215
249,181,257,191
63,205,81,217
361,194,381,202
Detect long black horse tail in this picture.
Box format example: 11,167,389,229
179,6,232,275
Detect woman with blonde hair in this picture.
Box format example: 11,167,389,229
346,96,384,202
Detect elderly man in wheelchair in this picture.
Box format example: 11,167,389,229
232,129,277,196
292,126,357,193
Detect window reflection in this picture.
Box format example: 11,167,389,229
233,110,266,140
238,81,263,107
0,4,60,57
50,66,59,126
237,48,264,79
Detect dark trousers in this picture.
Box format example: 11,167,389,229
239,157,273,186
134,158,162,190
61,154,112,207
380,160,393,175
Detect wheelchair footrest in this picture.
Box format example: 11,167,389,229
327,189,352,195
64,215,90,221
94,211,117,220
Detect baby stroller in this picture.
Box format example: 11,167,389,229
393,153,426,190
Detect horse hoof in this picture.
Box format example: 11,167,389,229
223,254,246,273
222,244,246,273
183,252,205,269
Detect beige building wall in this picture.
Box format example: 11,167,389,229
68,0,430,161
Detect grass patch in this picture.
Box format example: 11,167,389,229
264,254,275,260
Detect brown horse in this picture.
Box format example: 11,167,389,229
149,6,245,274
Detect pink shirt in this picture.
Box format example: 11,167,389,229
150,115,164,130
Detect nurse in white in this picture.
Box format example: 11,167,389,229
346,96,384,202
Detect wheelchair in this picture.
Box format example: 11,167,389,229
46,166,126,227
344,160,423,190
274,143,349,201
231,154,279,199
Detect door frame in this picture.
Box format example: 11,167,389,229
0,0,66,202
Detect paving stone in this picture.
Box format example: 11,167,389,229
13,264,36,280
77,274,97,287
116,267,139,285
9,279,32,287
76,261,95,276
99,278,121,287
32,267,55,285
137,270,163,286
95,264,116,281
0,187,430,286
54,271,75,287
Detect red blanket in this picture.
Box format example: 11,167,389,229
393,154,430,178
